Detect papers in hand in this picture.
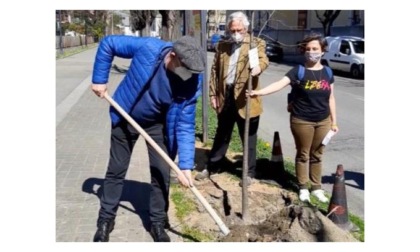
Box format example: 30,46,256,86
249,48,259,69
322,130,336,146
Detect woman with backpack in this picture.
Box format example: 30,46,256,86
248,33,339,203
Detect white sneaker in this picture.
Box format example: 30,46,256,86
311,189,329,203
299,189,311,202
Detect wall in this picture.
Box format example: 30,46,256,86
56,35,95,49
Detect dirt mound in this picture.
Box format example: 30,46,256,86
169,171,358,242
202,174,357,242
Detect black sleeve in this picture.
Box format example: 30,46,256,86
286,66,299,85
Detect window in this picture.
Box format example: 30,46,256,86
339,41,351,55
352,10,361,25
352,41,364,54
297,10,308,30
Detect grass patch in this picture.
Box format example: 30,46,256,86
195,97,242,152
181,226,215,242
170,184,216,241
56,44,98,59
170,185,196,221
349,214,365,242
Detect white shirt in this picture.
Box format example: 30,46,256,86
226,43,241,85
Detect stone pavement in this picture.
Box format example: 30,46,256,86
56,48,182,242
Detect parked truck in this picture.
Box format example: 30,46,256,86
321,36,364,79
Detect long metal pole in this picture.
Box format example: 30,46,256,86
201,10,208,143
242,10,254,221
104,93,230,235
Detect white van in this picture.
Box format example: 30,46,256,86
321,36,364,78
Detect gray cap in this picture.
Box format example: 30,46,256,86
173,36,206,73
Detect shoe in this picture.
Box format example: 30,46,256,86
299,189,311,203
208,157,232,173
195,168,209,181
164,220,170,229
239,176,254,187
164,215,170,229
93,218,115,242
150,222,171,242
311,189,329,203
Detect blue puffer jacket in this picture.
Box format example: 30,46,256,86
92,35,202,170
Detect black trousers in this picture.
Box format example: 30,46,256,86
98,121,170,224
209,86,260,177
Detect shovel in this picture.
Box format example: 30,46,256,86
104,92,230,236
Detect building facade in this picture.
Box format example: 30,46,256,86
225,10,365,54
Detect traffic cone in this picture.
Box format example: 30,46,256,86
327,164,360,232
271,131,283,162
270,131,285,182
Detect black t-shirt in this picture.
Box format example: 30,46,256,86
286,66,335,122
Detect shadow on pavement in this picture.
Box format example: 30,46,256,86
322,170,364,190
81,177,152,230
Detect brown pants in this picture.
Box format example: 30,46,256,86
290,116,331,190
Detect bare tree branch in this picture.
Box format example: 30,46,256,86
257,10,276,38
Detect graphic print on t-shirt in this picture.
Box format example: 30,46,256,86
304,79,331,91
286,66,334,122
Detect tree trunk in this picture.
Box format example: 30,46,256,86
160,10,182,41
315,10,341,37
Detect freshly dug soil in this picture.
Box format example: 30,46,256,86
168,144,358,242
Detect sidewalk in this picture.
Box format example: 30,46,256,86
56,48,182,242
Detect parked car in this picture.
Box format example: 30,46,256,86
264,39,283,62
321,36,365,78
207,33,223,51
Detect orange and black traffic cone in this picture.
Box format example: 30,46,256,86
271,131,283,162
270,131,286,183
327,164,360,232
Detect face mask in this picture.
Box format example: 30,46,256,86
305,52,323,63
172,66,192,81
231,33,244,43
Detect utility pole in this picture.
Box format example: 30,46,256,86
58,10,63,55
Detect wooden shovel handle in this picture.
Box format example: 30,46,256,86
104,92,230,235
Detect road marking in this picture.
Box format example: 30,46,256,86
56,75,92,127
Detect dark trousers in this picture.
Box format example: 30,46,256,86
98,121,170,224
209,86,260,177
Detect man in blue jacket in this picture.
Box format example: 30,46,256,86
91,35,205,242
